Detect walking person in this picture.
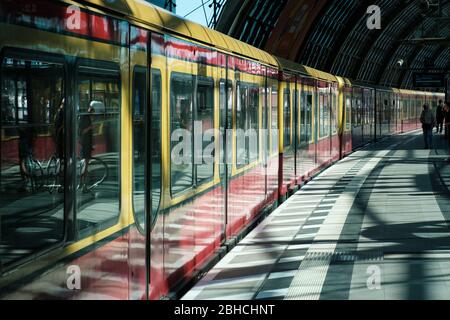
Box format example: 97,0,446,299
436,100,444,134
420,104,436,150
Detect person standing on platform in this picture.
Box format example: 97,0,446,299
420,104,435,150
436,100,444,134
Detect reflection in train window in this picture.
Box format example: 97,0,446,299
300,91,312,144
346,95,352,130
132,67,162,232
171,72,194,195
332,90,338,134
283,88,291,148
0,55,65,267
319,92,330,138
271,88,278,155
236,82,259,168
76,64,120,237
196,77,214,185
219,80,232,173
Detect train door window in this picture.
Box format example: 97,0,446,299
132,67,162,232
170,72,194,195
357,97,362,125
76,63,120,237
300,90,306,143
283,88,291,147
293,89,298,145
319,91,330,138
151,71,162,221
403,99,408,119
332,89,338,134
300,89,313,144
249,85,260,160
271,87,278,155
351,95,357,125
236,82,247,168
305,92,313,142
219,80,232,173
196,77,214,185
236,82,259,168
345,94,351,130
0,55,65,267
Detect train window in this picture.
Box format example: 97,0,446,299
132,67,162,232
219,80,232,171
151,70,162,219
403,99,408,119
351,96,357,125
283,88,291,147
332,91,338,134
0,55,65,267
319,92,330,138
196,77,214,185
300,91,305,142
171,72,194,195
271,87,278,155
357,98,362,125
76,64,121,237
345,95,351,130
249,86,260,158
304,92,313,143
133,68,145,230
236,82,259,168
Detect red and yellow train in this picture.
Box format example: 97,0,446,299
0,0,444,299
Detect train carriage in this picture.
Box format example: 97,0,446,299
0,0,445,300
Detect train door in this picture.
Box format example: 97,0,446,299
129,28,164,299
281,73,295,193
219,54,231,242
390,92,396,134
331,82,339,159
342,84,353,155
317,80,331,166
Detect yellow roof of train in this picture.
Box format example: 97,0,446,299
79,0,278,67
276,57,337,82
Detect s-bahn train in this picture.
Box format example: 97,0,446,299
0,0,444,299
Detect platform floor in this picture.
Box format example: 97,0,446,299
183,130,450,300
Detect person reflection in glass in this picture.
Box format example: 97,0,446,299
79,102,95,193
18,126,37,191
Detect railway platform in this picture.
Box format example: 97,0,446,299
183,130,450,300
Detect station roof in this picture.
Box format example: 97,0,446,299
216,0,450,89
